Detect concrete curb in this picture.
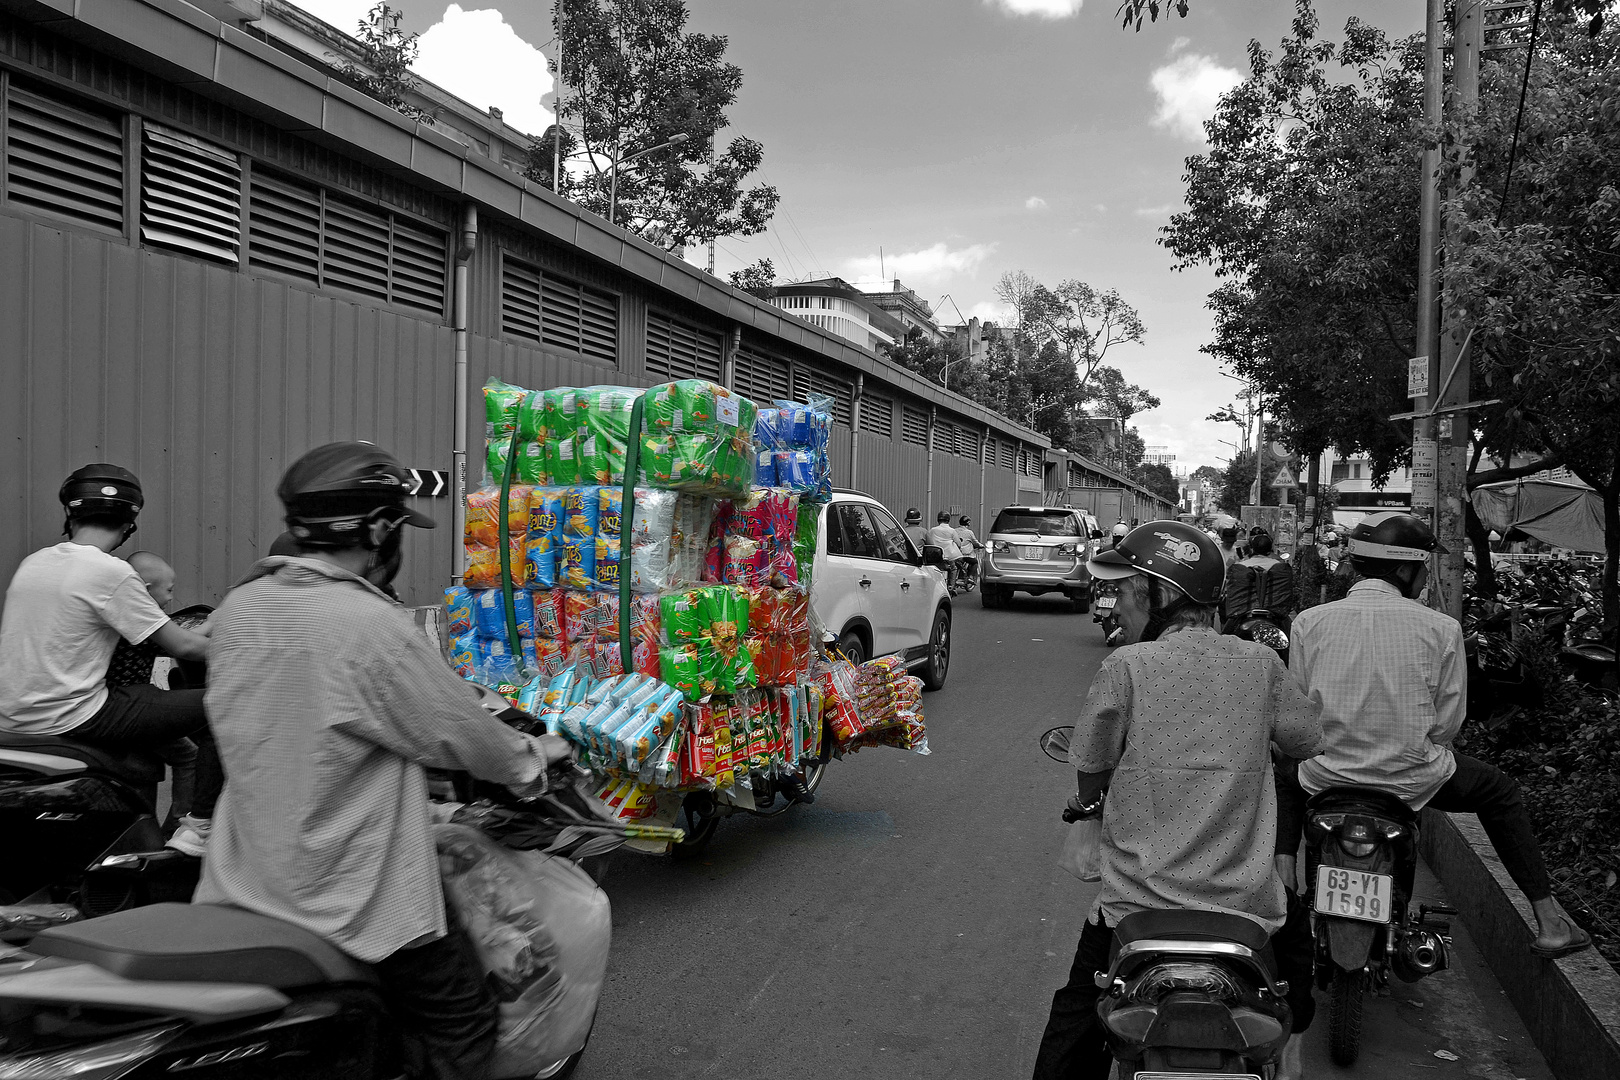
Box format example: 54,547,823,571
1419,809,1620,1080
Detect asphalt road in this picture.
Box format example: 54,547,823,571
575,595,1555,1080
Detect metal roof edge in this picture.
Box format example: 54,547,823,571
1045,448,1166,502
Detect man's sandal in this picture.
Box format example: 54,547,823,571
1529,926,1593,959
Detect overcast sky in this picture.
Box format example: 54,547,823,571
296,0,1422,473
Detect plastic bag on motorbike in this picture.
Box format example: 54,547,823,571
1056,818,1102,883
435,823,611,1078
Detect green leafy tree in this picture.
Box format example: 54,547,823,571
727,258,776,299
537,0,779,250
335,3,433,122
1219,451,1258,515
883,329,990,402
1114,0,1606,33
1136,462,1181,505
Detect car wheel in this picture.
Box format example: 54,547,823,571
1070,593,1090,614
837,629,867,666
981,586,1000,610
921,607,951,691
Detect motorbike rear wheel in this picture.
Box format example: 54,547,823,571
1327,967,1365,1066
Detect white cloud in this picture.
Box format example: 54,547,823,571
1134,202,1175,217
986,0,1084,17
1149,45,1242,142
414,6,555,135
1024,195,1048,211
965,301,1005,324
842,242,997,289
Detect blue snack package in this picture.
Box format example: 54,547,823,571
515,673,547,715
528,487,566,541
449,631,479,679
561,486,600,539
598,488,623,538
562,535,596,590
443,586,474,637
474,587,537,639
594,535,621,592
479,637,521,686
774,450,817,493
754,408,783,450
526,536,558,589
775,402,811,447
753,447,777,487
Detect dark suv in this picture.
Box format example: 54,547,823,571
979,506,1099,612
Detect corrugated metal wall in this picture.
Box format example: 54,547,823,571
0,216,458,607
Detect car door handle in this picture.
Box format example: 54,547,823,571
900,581,911,590
859,578,872,588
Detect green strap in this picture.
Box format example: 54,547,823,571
618,393,646,675
497,420,526,681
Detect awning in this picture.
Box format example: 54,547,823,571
1470,480,1607,554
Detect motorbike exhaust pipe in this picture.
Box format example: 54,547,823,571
1391,928,1449,982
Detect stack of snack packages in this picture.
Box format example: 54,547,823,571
446,377,845,841
821,654,930,756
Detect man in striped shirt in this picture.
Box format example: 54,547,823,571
198,443,573,1080
1286,512,1589,959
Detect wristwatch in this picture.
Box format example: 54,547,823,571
1067,792,1106,820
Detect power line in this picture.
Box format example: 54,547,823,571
1496,0,1545,226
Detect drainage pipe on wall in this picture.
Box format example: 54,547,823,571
849,373,864,491
926,404,937,517
978,427,988,529
450,203,479,582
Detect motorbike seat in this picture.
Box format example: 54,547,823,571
0,732,165,786
1307,786,1417,827
1114,909,1271,954
31,903,378,990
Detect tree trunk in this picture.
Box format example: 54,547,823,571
1465,499,1496,598
1604,480,1619,652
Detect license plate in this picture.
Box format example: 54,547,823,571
1314,867,1394,923
1020,545,1046,560
1136,1073,1261,1080
1094,595,1117,611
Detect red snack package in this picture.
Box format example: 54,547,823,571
563,591,597,643
532,589,565,640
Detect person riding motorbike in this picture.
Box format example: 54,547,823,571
927,511,963,592
1032,521,1321,1080
196,442,577,1080
1217,524,1241,567
952,515,979,591
1221,527,1296,631
903,507,927,555
1282,511,1590,959
1109,521,1129,550
0,464,222,856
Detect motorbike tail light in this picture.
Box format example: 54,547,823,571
0,1025,181,1079
1099,1002,1158,1041
1339,838,1379,857
1127,961,1243,1004
1229,1006,1288,1048
1380,822,1407,840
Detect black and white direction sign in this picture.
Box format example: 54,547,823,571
406,469,449,497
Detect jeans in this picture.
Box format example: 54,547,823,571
1032,903,1315,1080
371,900,499,1080
73,685,222,819
1275,752,1552,902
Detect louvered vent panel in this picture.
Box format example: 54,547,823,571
646,312,721,383
248,171,321,283
793,368,854,426
390,217,446,315
501,257,542,343
901,406,929,447
1000,441,1016,470
859,395,893,437
323,195,389,301
5,84,124,233
541,277,584,353
140,125,239,264
984,437,998,465
734,347,791,405
578,286,618,364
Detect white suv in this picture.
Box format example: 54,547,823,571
807,490,953,690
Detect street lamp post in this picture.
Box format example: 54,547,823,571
608,132,690,227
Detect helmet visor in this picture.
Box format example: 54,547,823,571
1087,549,1142,581
1348,536,1446,560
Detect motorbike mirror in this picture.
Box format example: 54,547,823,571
1039,725,1074,762
921,544,946,567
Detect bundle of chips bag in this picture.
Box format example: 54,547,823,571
464,540,529,590
465,489,531,550
560,487,600,540
449,631,479,680
525,535,558,589
562,591,598,643
548,434,582,487
561,537,595,591
484,380,528,442
671,495,716,588
474,587,536,639
444,586,475,637
577,386,639,486
513,441,547,485
532,589,566,639
638,381,757,497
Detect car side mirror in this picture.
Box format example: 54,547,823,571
1091,529,1104,540
921,545,946,567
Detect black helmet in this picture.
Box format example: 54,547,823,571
936,510,951,524
1087,519,1226,606
1348,512,1446,562
905,507,922,524
59,464,143,532
278,442,435,548
960,515,971,526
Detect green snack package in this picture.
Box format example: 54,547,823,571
703,586,749,652
483,380,527,441
487,441,513,487
548,432,582,486
660,643,707,701
542,387,579,443
579,385,637,486
514,440,547,485
517,391,546,442
659,590,708,645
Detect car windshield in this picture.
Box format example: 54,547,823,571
990,510,1081,537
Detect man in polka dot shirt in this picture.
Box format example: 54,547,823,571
1033,521,1322,1080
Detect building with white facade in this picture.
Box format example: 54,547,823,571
771,278,908,352
859,279,941,343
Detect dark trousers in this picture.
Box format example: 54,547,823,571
1032,904,1315,1080
372,902,499,1080
1275,752,1552,903
74,684,223,819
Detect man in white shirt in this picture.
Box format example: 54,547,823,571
927,511,963,591
0,465,218,854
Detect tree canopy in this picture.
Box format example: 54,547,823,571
531,0,779,250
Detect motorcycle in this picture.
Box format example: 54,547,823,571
0,606,213,931
674,715,830,853
1224,609,1290,665
1305,786,1455,1066
1040,727,1294,1078
1091,593,1125,646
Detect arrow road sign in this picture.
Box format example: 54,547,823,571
406,469,449,497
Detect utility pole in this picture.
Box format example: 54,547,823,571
552,4,564,194
1409,0,1446,599
1434,0,1484,620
